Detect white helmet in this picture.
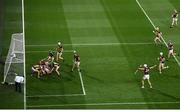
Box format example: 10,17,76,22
144,64,147,68
160,52,163,56
73,50,76,54
156,27,159,30
58,42,61,45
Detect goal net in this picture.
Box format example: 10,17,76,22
3,33,24,84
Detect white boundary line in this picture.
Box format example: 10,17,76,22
79,72,86,95
26,50,74,53
22,0,26,109
136,0,180,66
27,101,180,108
26,94,84,98
25,42,154,47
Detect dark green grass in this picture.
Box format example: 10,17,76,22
3,0,180,109
26,52,83,96
20,0,180,109
0,0,24,109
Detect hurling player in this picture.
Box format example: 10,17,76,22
138,64,156,88
170,9,178,28
56,42,64,61
153,27,162,44
158,52,169,74
72,51,81,72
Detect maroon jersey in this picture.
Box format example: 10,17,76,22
57,46,63,53
74,54,80,62
144,67,150,75
156,32,161,38
155,29,160,33
168,43,173,50
172,12,178,18
159,56,165,63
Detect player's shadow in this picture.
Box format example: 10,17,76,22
62,72,76,81
163,74,180,80
61,62,72,68
151,88,180,101
83,73,105,83
0,57,5,65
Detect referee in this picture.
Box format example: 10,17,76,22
14,74,24,93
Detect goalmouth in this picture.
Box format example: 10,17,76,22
3,33,24,84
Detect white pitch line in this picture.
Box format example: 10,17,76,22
26,50,74,53
26,93,85,98
78,72,86,95
27,101,180,108
25,42,154,47
136,0,180,66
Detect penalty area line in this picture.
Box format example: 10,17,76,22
27,101,180,108
136,0,180,66
26,50,74,53
79,71,86,95
25,42,154,47
26,93,85,98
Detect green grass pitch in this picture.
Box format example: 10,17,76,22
1,0,180,109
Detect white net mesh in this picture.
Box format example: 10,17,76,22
3,33,24,84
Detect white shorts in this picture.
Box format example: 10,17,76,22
74,61,80,67
154,37,161,41
44,68,51,74
143,75,150,80
57,52,63,56
173,18,178,22
169,49,174,54
159,63,164,67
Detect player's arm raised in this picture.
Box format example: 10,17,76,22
150,65,157,69
138,67,144,70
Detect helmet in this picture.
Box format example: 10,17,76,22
73,50,76,54
58,42,61,45
160,52,163,56
144,64,147,68
156,27,159,30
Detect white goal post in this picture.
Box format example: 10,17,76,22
3,33,24,84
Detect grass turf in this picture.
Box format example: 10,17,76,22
0,0,24,109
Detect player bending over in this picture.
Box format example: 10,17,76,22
72,51,80,72
170,9,178,28
49,61,60,76
168,41,176,58
56,42,64,61
158,52,169,74
153,27,162,44
31,64,42,78
138,64,156,88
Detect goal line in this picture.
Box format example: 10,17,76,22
27,101,180,108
